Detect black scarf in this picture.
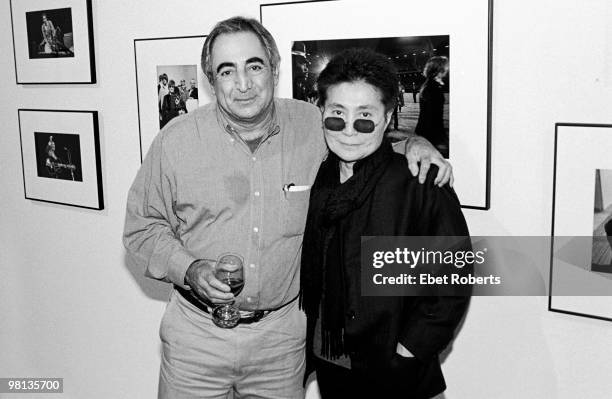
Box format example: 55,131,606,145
301,140,394,358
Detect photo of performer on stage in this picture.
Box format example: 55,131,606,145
35,132,82,182
25,8,74,59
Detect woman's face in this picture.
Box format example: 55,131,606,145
321,81,391,163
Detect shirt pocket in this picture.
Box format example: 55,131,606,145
281,189,311,237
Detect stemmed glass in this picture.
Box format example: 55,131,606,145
211,253,244,328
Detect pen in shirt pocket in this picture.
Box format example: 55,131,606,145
282,183,310,198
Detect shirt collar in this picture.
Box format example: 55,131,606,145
215,101,281,141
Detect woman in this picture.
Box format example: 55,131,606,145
300,48,470,398
415,56,449,157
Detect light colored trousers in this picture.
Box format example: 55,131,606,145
158,290,306,399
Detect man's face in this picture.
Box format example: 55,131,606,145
169,86,175,94
322,81,390,163
190,79,196,89
210,32,277,124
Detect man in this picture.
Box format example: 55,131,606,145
160,80,187,128
40,13,57,54
178,79,188,102
43,136,75,180
391,81,405,131
188,78,199,99
123,17,452,399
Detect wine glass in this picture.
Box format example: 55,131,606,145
211,253,244,328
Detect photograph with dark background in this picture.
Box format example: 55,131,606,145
292,35,449,156
35,132,82,182
26,7,74,59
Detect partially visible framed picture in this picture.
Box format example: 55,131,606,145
134,35,214,161
549,123,612,322
9,0,96,84
18,109,103,210
261,0,493,209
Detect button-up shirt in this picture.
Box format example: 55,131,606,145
123,99,326,310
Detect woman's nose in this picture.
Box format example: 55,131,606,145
342,121,358,136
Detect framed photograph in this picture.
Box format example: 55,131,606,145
18,109,103,210
291,35,450,152
549,123,612,322
9,0,96,84
134,35,214,162
261,0,493,209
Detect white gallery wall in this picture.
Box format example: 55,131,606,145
0,0,611,398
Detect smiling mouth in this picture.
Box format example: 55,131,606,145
235,97,256,103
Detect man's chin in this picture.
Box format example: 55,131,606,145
230,109,267,123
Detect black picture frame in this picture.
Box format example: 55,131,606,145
260,0,493,210
18,109,104,210
133,35,210,161
10,0,96,84
549,122,612,322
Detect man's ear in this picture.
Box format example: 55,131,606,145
208,77,216,96
273,68,280,86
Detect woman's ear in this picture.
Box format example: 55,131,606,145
383,109,394,129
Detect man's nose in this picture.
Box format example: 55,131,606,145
235,69,252,92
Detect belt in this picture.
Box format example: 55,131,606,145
175,285,297,325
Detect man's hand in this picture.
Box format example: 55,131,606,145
184,259,234,304
404,136,453,187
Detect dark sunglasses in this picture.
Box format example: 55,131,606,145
324,117,376,134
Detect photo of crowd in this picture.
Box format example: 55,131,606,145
292,35,450,157
156,65,199,128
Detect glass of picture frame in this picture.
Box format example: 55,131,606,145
134,35,213,161
9,0,96,84
549,123,612,322
261,0,493,209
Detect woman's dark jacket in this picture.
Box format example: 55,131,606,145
301,141,471,398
